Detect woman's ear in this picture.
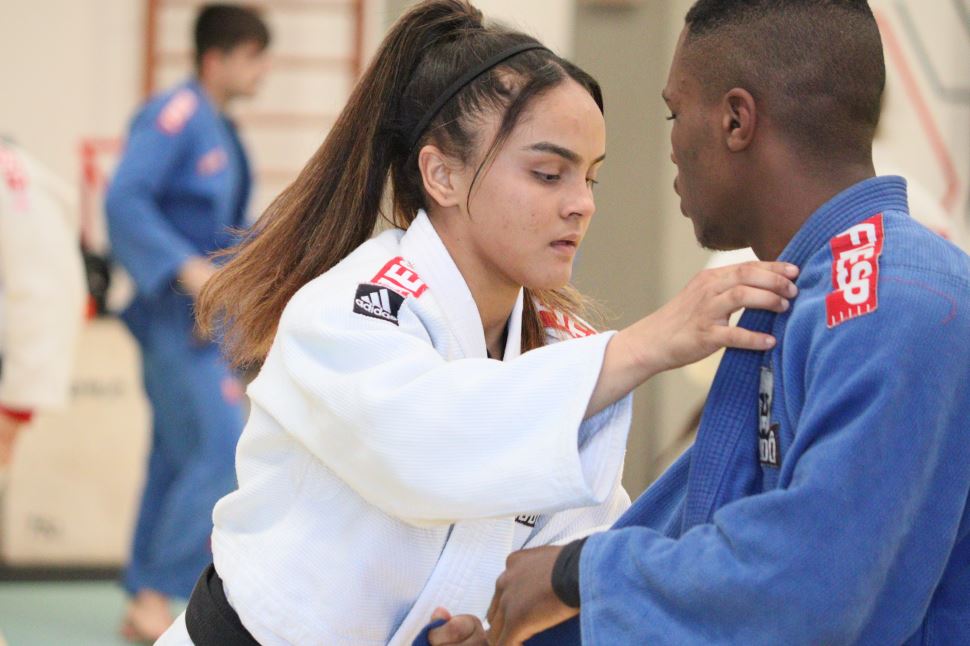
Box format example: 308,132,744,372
722,88,756,153
418,144,462,208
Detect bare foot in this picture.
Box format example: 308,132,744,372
120,589,173,643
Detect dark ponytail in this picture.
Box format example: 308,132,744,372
198,0,604,368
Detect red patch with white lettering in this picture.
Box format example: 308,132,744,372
157,89,198,135
538,308,596,339
371,257,428,299
826,214,884,328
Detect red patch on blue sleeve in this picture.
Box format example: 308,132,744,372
156,89,198,135
826,214,884,328
197,147,228,176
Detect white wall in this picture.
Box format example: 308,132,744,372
472,0,575,57
1,0,389,224
871,0,970,247
385,0,575,57
0,0,143,186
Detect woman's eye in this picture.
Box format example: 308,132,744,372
586,178,599,189
534,171,561,183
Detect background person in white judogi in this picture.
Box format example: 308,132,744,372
156,1,799,644
0,138,85,488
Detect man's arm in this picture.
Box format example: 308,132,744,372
105,95,209,297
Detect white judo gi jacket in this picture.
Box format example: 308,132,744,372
0,141,85,411
208,211,632,645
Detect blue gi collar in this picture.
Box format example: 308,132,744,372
683,175,910,530
778,175,909,267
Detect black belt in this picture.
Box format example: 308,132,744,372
185,563,261,646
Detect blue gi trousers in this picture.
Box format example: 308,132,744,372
123,316,243,599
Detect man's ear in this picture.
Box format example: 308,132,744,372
199,48,224,81
723,88,756,152
418,145,463,208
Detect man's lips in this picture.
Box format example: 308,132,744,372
551,235,580,248
550,238,580,255
674,177,688,216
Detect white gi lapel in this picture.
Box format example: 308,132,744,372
399,211,524,362
400,211,487,359
503,290,524,361
388,213,526,644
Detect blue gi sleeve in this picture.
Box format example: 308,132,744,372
105,105,199,296
576,274,970,644
411,619,447,646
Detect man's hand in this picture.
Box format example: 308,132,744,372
427,607,487,646
177,256,216,301
486,546,578,646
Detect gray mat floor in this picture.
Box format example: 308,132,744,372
0,582,185,646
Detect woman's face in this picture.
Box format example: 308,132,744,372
443,79,606,292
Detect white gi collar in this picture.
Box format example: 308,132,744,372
401,210,524,361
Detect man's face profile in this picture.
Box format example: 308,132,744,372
664,29,752,252
665,31,723,250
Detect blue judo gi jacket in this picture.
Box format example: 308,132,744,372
533,176,970,645
106,79,251,342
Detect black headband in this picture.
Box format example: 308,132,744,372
406,42,551,152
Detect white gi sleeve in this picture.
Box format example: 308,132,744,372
522,398,633,548
249,282,630,527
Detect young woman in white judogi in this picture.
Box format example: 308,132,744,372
157,2,797,644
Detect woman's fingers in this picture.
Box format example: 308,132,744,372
707,324,777,352
715,284,791,315
712,261,799,298
608,259,799,386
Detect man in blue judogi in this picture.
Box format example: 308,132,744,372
105,5,269,640
484,1,970,644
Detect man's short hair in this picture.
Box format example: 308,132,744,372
194,4,271,69
683,0,884,160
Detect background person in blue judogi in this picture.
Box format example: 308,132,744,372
105,5,270,641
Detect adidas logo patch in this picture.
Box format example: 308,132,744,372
354,284,404,325
515,514,539,528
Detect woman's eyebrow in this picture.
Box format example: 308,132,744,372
524,142,606,165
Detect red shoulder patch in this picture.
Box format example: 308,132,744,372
0,145,29,211
197,147,228,176
157,89,198,135
538,307,596,339
826,214,884,328
371,256,428,299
